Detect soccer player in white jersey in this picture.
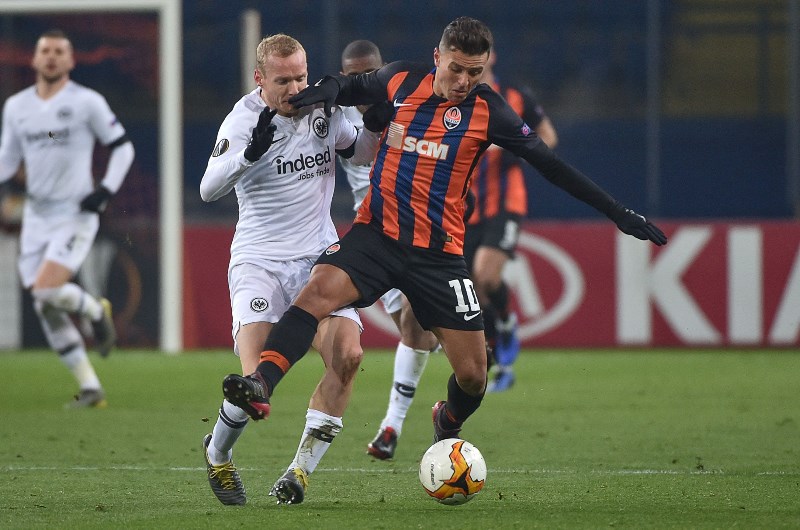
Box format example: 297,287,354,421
199,33,381,506
0,30,135,408
338,40,441,461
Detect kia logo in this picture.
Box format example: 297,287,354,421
504,232,584,339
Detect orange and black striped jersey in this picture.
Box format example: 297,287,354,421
335,61,619,255
468,81,547,224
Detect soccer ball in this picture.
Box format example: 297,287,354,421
418,438,486,505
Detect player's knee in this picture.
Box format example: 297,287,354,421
332,343,363,385
32,293,47,315
402,328,438,351
32,295,60,325
342,342,364,369
450,357,487,395
295,278,343,318
31,286,60,307
459,371,487,395
473,276,500,301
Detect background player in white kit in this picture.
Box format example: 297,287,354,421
337,40,440,460
0,30,135,408
199,33,381,506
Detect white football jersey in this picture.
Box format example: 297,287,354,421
338,106,372,210
0,81,126,216
201,89,358,265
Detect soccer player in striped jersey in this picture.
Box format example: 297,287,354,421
223,17,666,464
465,49,559,393
199,34,380,506
339,39,440,461
0,30,134,408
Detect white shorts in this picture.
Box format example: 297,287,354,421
228,258,362,345
380,288,404,314
17,210,99,288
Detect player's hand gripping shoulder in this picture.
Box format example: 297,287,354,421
243,107,278,163
288,75,341,117
609,202,668,246
80,185,113,213
362,100,394,132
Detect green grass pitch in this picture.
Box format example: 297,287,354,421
1,348,799,529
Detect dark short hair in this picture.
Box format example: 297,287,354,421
439,17,493,56
40,29,70,41
341,39,382,63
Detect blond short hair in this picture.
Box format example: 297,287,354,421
256,34,305,73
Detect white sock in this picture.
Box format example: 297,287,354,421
208,400,249,465
495,311,518,333
33,283,103,321
60,346,102,390
289,409,342,475
380,342,430,436
34,302,84,349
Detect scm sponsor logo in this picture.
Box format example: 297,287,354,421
402,137,449,160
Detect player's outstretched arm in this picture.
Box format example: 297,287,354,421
289,76,341,117
521,142,667,246
290,66,391,116
607,203,667,246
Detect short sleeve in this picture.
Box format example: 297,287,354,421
86,91,127,146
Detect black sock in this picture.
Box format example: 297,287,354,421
488,282,510,322
256,305,318,395
444,373,485,425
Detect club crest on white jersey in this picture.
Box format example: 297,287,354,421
250,297,268,312
313,116,329,138
207,89,358,264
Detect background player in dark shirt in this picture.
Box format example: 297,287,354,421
464,49,558,393
221,19,667,499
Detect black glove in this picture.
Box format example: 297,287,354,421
288,75,341,117
362,100,394,132
80,185,113,213
243,107,278,162
610,202,668,246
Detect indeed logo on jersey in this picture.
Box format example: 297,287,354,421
27,127,70,144
274,146,332,180
386,122,449,160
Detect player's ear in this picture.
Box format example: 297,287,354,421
253,69,262,87
433,47,440,67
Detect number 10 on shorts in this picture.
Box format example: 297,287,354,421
449,279,481,314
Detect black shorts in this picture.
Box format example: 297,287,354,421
316,223,484,331
463,212,521,269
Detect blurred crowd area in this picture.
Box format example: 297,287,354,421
1,0,795,229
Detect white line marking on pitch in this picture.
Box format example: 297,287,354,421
2,465,797,476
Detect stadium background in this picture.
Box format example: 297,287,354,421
0,0,798,350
